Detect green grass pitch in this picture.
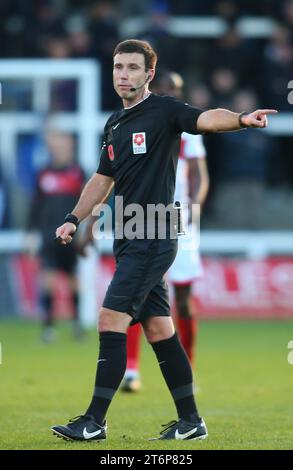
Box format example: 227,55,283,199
0,319,293,450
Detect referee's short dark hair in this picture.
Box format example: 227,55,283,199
113,39,158,71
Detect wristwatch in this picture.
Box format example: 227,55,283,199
64,213,80,228
239,111,249,128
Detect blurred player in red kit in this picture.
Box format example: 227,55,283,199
27,131,85,342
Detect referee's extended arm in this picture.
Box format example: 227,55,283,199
55,173,114,245
197,108,278,133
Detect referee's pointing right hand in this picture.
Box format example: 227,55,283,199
55,222,76,245
242,109,278,129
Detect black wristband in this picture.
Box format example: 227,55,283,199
239,111,249,128
64,213,80,228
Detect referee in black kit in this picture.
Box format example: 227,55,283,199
52,39,277,441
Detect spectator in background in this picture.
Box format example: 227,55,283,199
261,25,293,110
138,1,187,73
42,33,78,111
42,33,71,58
188,83,212,110
210,68,238,108
213,0,240,22
27,131,85,342
281,0,293,38
23,0,65,58
88,0,120,110
66,15,93,59
213,90,275,228
208,26,259,81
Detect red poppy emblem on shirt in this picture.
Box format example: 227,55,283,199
133,134,145,146
108,144,114,160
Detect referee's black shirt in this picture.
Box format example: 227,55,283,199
97,93,202,209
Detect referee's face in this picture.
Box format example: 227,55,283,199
113,52,149,101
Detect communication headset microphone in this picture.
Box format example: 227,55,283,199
130,75,150,92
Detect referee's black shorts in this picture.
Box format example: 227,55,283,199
103,237,178,324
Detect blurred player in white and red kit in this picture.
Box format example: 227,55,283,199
121,70,209,391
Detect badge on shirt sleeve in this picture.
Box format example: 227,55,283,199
108,144,115,161
132,132,146,154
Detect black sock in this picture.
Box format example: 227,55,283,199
86,331,127,424
72,292,79,323
151,333,200,422
41,292,53,327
